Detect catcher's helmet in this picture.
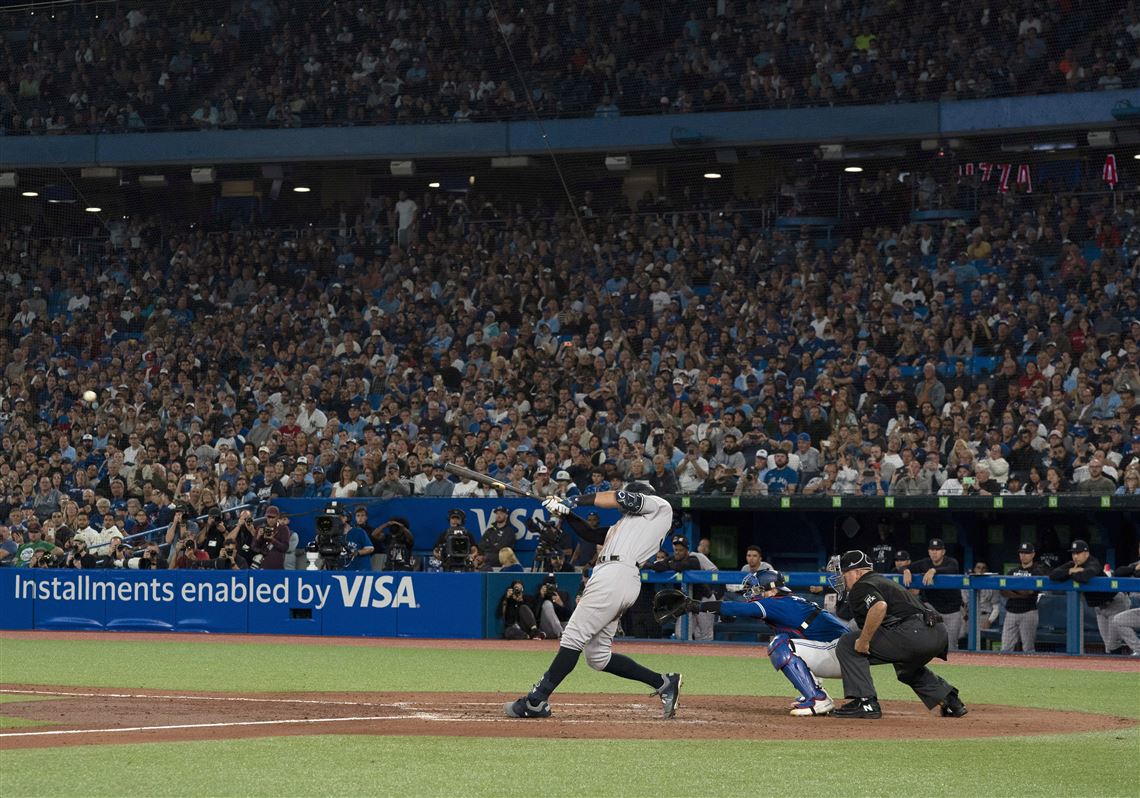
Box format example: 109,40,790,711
741,569,789,600
624,481,655,495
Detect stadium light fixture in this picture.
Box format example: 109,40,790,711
1134,153,1140,160
428,181,441,188
292,186,311,193
844,166,864,173
21,190,38,197
703,172,721,179
84,207,102,213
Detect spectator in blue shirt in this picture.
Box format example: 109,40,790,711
763,451,799,495
344,506,375,571
584,468,611,494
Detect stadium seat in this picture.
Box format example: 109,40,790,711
970,356,999,376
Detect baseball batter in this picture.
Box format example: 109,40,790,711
675,569,847,716
504,483,683,719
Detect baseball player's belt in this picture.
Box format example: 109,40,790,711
599,555,623,562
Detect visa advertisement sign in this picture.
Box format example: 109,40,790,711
0,570,483,638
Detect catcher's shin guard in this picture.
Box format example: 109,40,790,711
767,634,824,701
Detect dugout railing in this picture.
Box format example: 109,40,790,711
647,571,1140,655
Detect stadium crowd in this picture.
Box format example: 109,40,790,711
2,155,1139,574
2,0,1139,134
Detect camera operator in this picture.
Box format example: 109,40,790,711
109,535,134,569
342,506,376,571
64,538,95,569
528,516,574,572
252,506,290,569
228,508,257,565
197,508,229,559
372,517,415,571
132,541,168,570
211,539,248,570
434,508,476,572
536,574,570,640
478,506,514,572
14,524,63,567
29,548,61,569
497,579,543,640
173,537,209,568
163,506,198,568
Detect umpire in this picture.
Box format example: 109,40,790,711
833,550,968,719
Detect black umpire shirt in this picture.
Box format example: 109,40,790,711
847,571,929,629
907,555,964,614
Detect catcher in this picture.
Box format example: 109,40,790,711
653,569,847,716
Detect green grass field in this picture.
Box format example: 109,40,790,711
1,637,1137,797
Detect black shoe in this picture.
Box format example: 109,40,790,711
832,697,881,719
656,673,683,719
940,690,968,718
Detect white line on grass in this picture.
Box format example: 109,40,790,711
0,715,408,738
0,689,386,707
0,691,707,727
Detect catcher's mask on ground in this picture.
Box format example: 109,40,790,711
741,570,788,600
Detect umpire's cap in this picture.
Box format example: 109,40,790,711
840,550,874,572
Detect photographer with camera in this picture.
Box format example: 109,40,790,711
252,505,291,569
434,509,476,572
196,508,229,559
497,579,543,640
173,537,209,568
14,524,63,567
132,541,169,570
228,508,258,565
29,548,61,568
536,574,570,640
108,533,134,568
478,506,514,572
64,538,95,569
211,539,248,570
163,506,199,568
372,517,415,571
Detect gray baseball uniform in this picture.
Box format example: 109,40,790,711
506,489,682,720
561,494,673,667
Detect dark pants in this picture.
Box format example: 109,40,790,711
836,617,956,709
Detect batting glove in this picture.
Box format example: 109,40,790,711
542,496,570,517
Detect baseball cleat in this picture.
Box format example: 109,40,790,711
503,697,552,718
940,690,968,718
656,673,682,719
790,694,834,716
831,697,881,719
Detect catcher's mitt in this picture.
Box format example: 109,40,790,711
652,589,697,624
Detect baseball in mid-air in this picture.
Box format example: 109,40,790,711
82,390,97,403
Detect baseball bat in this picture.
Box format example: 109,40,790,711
443,461,543,500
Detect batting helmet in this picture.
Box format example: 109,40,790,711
741,569,789,600
624,481,655,495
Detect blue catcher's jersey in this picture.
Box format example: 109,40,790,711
718,594,848,642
